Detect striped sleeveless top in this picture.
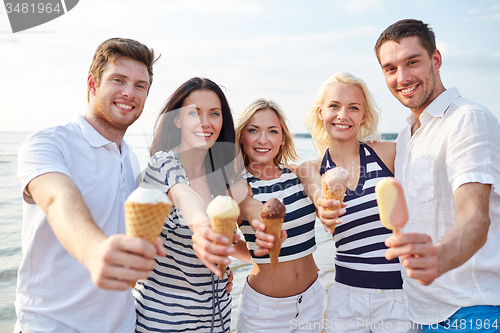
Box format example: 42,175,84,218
320,144,403,289
134,150,231,332
239,167,317,263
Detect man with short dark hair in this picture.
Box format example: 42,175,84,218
375,19,500,331
15,38,161,332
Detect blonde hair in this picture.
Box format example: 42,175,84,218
305,72,381,155
235,99,299,167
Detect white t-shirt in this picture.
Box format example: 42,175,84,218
395,88,500,324
15,115,140,332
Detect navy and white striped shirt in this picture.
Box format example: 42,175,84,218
239,168,317,263
320,144,403,289
134,150,231,332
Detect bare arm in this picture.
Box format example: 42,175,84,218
238,190,263,224
367,141,396,174
235,181,287,256
298,159,346,234
286,163,300,175
437,182,490,274
231,239,253,264
27,172,162,290
385,182,491,285
297,159,322,205
169,183,237,277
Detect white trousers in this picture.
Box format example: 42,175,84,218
236,276,325,333
325,282,421,333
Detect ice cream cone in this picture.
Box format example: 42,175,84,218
125,202,172,244
260,198,286,270
321,167,349,233
125,201,172,288
262,217,284,269
206,196,240,279
210,217,237,278
321,180,346,211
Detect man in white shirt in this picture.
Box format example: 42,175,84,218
374,19,500,331
15,38,163,332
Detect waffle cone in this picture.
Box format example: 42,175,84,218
321,179,346,233
262,217,284,269
125,201,172,287
210,217,236,279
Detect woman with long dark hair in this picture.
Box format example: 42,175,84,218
133,77,243,332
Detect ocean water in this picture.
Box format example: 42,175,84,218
0,131,334,333
0,132,27,333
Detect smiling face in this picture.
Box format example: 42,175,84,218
378,36,444,115
89,56,150,133
319,83,366,143
240,108,283,168
174,89,223,150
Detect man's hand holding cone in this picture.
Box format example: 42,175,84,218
125,185,172,288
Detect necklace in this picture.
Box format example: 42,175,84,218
177,146,182,165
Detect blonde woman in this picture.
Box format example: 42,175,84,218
235,99,324,332
299,73,414,332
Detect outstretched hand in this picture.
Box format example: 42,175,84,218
316,197,347,234
250,219,287,257
84,234,165,290
385,232,439,285
191,224,239,277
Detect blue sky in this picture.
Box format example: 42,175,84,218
1,0,499,134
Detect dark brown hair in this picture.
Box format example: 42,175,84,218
374,19,436,63
150,77,238,196
87,37,158,101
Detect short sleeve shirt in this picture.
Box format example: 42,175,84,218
16,115,138,332
142,150,189,230
395,88,500,324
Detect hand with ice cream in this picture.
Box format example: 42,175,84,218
260,198,286,269
321,166,349,233
375,178,408,234
206,195,240,278
125,184,173,287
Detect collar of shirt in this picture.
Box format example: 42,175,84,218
405,87,461,128
74,114,130,157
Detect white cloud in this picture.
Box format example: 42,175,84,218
332,0,383,15
436,41,450,54
162,0,264,15
436,41,465,57
467,1,500,21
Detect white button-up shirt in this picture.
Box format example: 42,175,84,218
395,88,500,324
16,115,141,332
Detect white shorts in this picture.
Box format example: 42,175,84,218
236,276,325,333
325,282,421,333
